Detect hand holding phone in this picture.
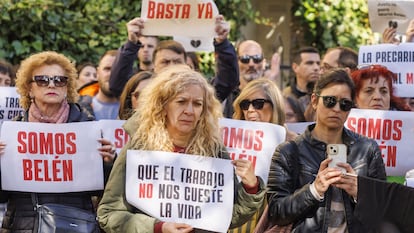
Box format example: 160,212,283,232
327,144,347,173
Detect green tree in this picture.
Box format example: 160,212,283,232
0,0,261,76
291,0,374,54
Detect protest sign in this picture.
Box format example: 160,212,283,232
346,108,414,176
140,0,219,37
359,43,414,97
368,0,414,35
98,119,128,154
126,150,233,232
0,87,23,126
0,121,103,192
219,118,286,184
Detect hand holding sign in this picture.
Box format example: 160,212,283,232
162,222,193,232
127,17,145,43
214,15,230,44
0,141,5,155
232,159,257,187
406,18,414,42
382,25,399,44
97,137,116,163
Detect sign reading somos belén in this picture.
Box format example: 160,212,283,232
0,121,104,192
126,150,233,232
219,118,286,184
345,108,414,176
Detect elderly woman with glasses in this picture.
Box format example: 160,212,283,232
267,69,386,232
0,51,115,232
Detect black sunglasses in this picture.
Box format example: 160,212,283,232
33,75,68,87
238,55,263,64
316,94,353,112
239,99,272,110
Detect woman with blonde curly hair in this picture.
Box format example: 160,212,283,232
0,51,115,232
98,65,266,233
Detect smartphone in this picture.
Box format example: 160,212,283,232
327,144,347,173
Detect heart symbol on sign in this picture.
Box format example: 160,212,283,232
190,40,201,48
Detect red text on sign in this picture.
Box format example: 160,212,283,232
22,159,73,181
17,132,76,155
114,128,129,149
147,1,190,19
222,127,264,151
346,118,402,140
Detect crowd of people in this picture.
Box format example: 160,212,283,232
0,12,414,233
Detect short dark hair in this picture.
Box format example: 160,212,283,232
153,40,186,62
99,50,118,63
0,59,15,85
76,61,96,75
292,46,319,64
313,68,355,101
336,47,358,71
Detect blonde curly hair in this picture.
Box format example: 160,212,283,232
15,51,78,110
130,65,224,157
233,78,286,125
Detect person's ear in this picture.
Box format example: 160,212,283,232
311,93,318,110
292,62,298,73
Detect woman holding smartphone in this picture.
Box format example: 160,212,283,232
267,69,387,232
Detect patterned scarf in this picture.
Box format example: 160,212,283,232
28,100,70,123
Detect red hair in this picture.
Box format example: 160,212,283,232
351,65,410,111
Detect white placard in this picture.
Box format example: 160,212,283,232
0,87,24,126
98,119,128,154
219,118,286,184
359,43,414,97
368,0,414,34
0,121,103,192
346,108,414,176
126,150,233,232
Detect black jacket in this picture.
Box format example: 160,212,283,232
0,103,105,233
267,124,387,233
109,39,239,102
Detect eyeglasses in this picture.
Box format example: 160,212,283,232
32,75,68,87
238,55,263,64
316,94,353,112
239,99,272,110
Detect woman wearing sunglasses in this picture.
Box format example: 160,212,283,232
0,51,115,232
267,69,386,232
230,78,296,233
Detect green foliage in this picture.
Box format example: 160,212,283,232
1,0,260,76
292,0,374,54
